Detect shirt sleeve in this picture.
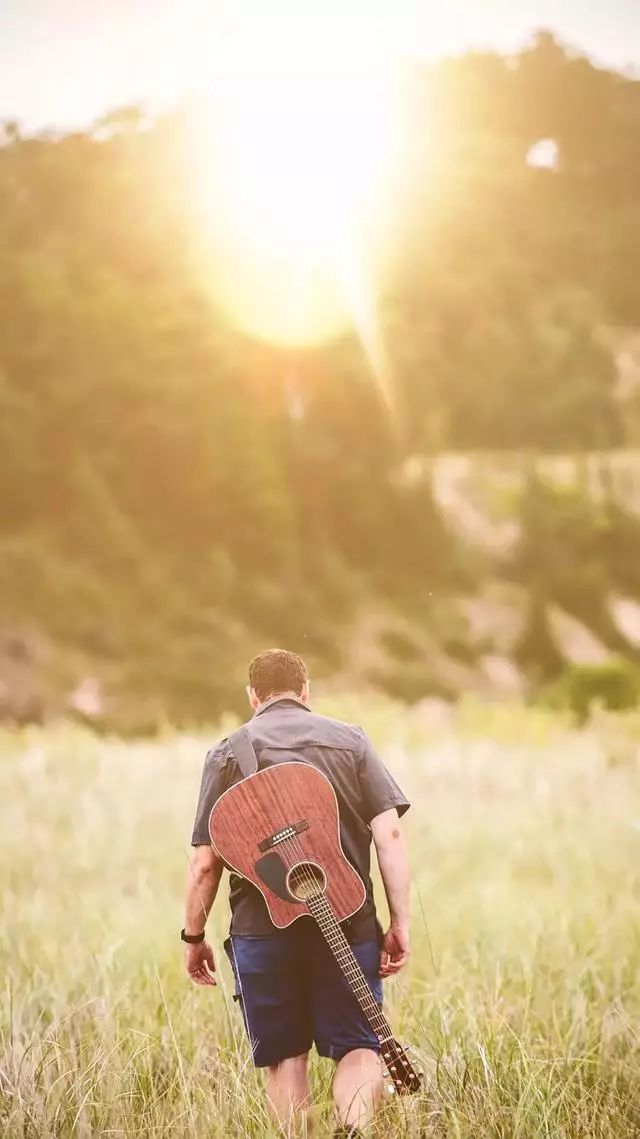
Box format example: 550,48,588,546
190,742,230,845
357,729,411,825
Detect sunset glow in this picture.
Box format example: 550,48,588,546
187,4,401,346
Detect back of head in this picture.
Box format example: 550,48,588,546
248,648,308,703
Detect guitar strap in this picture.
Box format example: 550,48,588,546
228,725,259,779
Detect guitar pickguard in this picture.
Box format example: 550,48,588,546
254,851,301,904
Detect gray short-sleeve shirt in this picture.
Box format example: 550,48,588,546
190,697,410,940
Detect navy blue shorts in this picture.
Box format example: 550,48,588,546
224,920,383,1067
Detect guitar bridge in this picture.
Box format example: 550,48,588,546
258,819,309,852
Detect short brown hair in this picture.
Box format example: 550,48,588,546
248,649,308,702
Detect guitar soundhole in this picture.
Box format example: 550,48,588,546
286,862,327,901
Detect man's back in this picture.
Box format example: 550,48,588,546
191,695,409,939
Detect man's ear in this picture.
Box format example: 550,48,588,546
247,685,260,711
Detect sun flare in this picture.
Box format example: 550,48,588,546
188,28,399,346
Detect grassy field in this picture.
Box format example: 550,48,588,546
2,696,640,1137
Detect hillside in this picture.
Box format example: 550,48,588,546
4,443,640,729
3,34,640,729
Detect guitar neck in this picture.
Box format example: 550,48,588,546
305,892,393,1043
305,891,422,1095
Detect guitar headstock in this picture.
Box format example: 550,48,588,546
380,1038,423,1096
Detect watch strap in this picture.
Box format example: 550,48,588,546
181,928,205,944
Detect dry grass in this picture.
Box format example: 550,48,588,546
2,696,640,1136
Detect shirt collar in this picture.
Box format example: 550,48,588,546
253,695,311,718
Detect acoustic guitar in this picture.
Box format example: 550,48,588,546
208,728,422,1096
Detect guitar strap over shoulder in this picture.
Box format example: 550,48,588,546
228,725,259,779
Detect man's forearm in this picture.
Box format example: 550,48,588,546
375,829,411,928
184,849,224,935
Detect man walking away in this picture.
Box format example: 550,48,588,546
183,649,411,1136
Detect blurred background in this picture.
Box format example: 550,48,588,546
2,0,640,732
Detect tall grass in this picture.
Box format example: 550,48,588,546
2,698,640,1136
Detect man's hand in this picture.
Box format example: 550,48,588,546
371,808,411,979
183,845,224,989
185,939,217,986
379,924,410,978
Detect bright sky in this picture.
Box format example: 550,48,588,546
2,0,640,130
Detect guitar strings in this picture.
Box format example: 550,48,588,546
257,782,393,1042
281,837,413,1051
258,827,419,1086
267,830,407,1048
275,829,391,1039
283,833,375,1001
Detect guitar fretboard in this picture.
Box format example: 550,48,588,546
305,892,393,1043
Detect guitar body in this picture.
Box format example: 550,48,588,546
209,759,422,1096
209,761,366,927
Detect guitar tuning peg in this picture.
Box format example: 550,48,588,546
387,1084,396,1095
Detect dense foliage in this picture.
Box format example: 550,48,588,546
2,33,640,724
543,659,640,721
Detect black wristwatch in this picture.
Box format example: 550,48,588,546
181,928,205,944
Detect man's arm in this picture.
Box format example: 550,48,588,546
371,808,411,977
183,844,224,987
